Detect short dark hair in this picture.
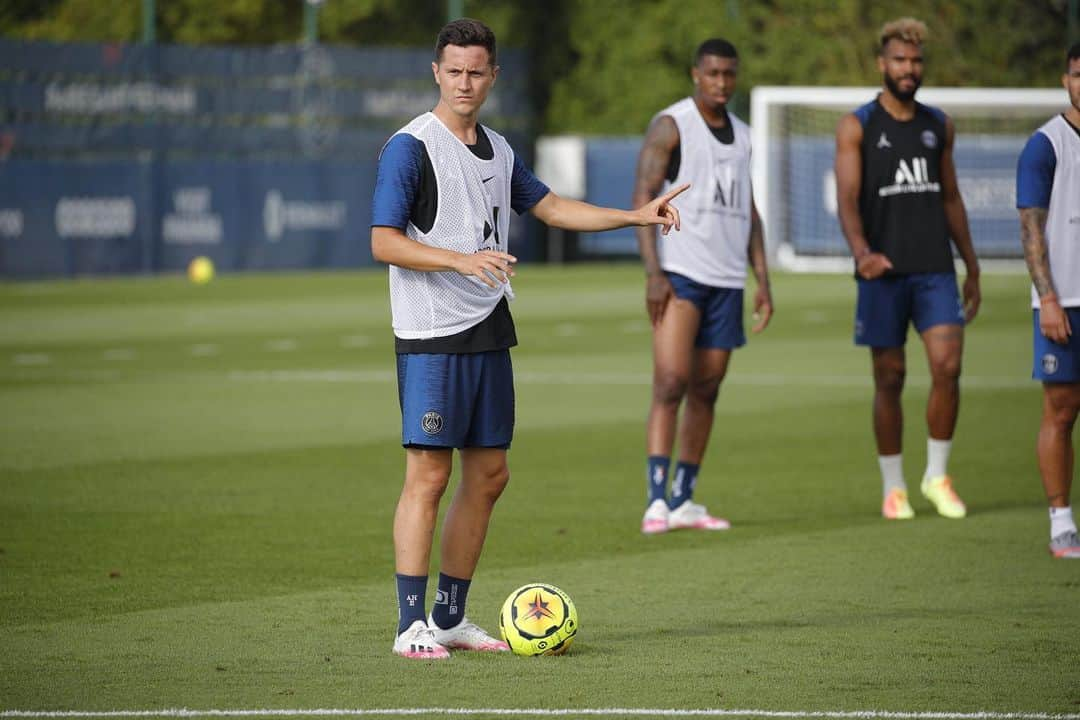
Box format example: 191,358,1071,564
694,38,738,66
435,18,496,64
1068,42,1080,69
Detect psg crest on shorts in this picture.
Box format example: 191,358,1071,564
421,411,444,435
1042,354,1059,375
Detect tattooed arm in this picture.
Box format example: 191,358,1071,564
1020,206,1072,344
633,114,680,327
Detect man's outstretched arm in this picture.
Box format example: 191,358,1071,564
530,183,688,235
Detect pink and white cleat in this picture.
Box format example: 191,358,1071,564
392,620,450,660
641,498,670,535
428,615,509,652
667,500,731,531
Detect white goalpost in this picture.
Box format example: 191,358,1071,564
749,86,1069,272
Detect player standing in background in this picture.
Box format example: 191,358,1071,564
371,18,688,659
1016,43,1080,558
633,39,773,535
834,18,980,520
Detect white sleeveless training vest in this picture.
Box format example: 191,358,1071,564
389,112,514,339
1030,114,1080,309
657,97,753,289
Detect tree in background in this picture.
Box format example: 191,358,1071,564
1,0,1070,134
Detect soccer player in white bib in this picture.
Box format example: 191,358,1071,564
371,18,688,659
1017,42,1080,559
633,39,773,535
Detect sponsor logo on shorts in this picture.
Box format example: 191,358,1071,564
855,319,864,338
921,130,938,149
421,410,444,435
1042,353,1059,375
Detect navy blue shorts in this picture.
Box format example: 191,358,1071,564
1032,308,1080,383
854,273,964,348
666,272,746,350
396,350,515,449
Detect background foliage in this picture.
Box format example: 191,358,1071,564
1,0,1073,132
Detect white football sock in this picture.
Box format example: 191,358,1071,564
923,438,952,484
879,454,905,496
1050,506,1077,539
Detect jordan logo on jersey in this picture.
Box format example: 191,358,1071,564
876,132,891,149
878,157,941,197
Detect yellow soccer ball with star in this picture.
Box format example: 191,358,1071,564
498,582,578,656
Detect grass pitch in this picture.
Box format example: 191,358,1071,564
1,265,1078,715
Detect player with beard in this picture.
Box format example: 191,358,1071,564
834,18,981,520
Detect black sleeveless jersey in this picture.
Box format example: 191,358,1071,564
855,97,953,274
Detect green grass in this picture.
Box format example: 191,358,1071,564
1,265,1078,716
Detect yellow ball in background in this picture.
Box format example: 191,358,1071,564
187,256,215,285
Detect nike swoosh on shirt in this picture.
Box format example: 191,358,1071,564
482,176,495,183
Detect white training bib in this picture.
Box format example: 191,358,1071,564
1030,114,1080,309
388,113,514,339
657,97,753,289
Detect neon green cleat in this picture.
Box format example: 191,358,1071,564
882,488,915,519
921,475,967,518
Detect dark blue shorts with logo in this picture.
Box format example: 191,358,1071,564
396,350,515,449
1032,307,1080,383
855,272,964,347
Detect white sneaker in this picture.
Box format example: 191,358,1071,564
641,498,670,534
392,620,450,660
667,500,731,531
428,614,509,652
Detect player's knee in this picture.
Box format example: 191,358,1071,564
473,463,510,501
929,355,962,382
405,466,452,501
873,363,905,393
653,373,689,406
1046,394,1080,430
688,377,722,406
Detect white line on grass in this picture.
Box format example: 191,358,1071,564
3,710,1080,719
227,369,1031,390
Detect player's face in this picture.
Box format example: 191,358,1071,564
1064,58,1080,113
692,55,738,111
432,44,498,119
878,39,923,101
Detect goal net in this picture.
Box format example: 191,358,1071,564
749,86,1068,271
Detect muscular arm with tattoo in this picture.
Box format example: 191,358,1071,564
633,115,680,327
1020,206,1072,344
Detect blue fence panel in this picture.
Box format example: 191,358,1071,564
0,159,153,276
579,137,641,256
0,39,534,278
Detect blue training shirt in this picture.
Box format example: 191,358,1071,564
371,130,550,231
1016,130,1056,209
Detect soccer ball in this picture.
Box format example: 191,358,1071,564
187,256,215,285
498,582,578,656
